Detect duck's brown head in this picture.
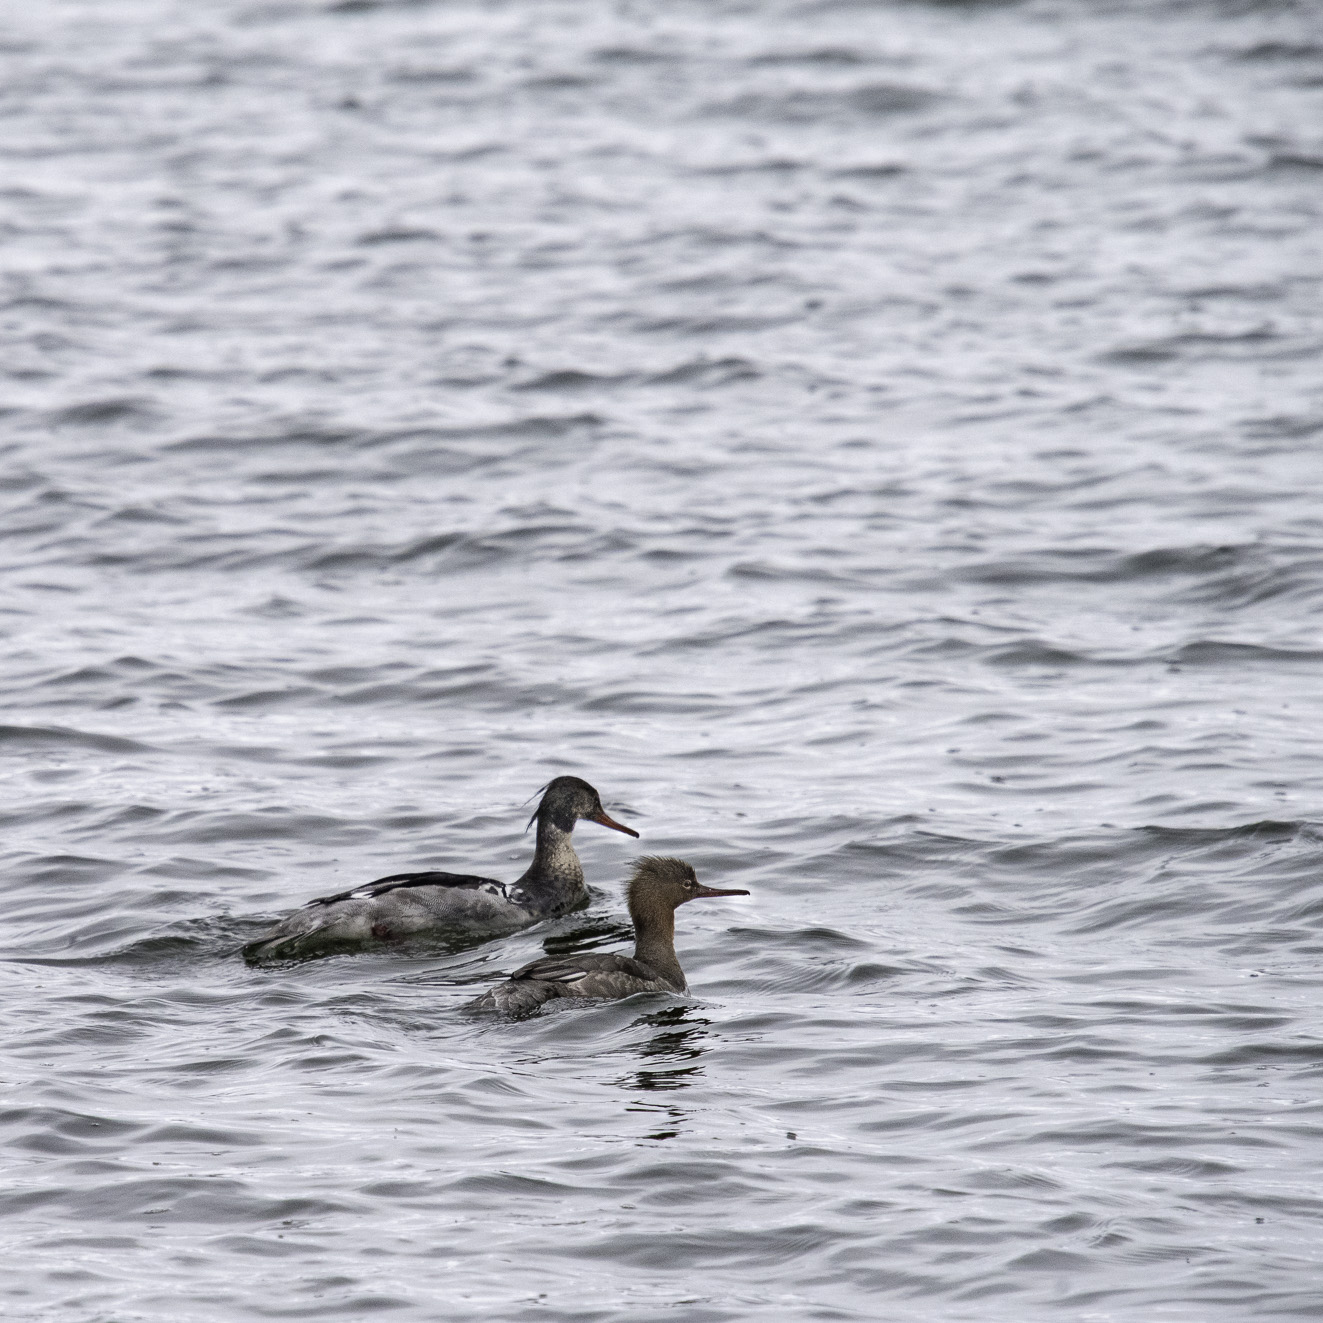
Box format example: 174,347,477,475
626,856,749,918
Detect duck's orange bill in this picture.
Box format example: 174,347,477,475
695,885,750,898
591,811,640,838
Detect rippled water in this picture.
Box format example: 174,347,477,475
4,0,1323,1318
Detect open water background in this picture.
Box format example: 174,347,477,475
3,0,1323,1318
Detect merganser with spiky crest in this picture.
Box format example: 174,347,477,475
468,856,748,1014
244,776,637,961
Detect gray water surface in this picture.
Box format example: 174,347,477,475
4,0,1323,1319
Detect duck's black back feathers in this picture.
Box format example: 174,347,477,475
310,871,508,907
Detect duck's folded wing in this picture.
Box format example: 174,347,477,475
508,952,655,984
311,871,505,907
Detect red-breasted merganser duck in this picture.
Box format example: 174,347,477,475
244,776,638,961
468,856,748,1014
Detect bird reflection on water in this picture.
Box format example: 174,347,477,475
622,1007,714,1140
626,1101,689,1143
624,1005,711,1092
538,914,635,958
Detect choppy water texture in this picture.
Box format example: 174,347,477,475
3,0,1323,1318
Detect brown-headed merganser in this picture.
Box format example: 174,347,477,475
244,776,637,961
468,856,748,1013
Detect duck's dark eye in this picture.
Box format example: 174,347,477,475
684,878,697,889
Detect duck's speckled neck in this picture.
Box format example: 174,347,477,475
516,814,585,913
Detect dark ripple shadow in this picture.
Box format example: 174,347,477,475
1234,42,1323,64
1101,327,1318,365
1167,640,1323,666
4,1173,358,1224
947,542,1250,587
707,82,940,123
0,723,152,754
749,47,875,67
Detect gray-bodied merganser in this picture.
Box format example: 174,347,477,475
244,776,638,961
468,856,748,1014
